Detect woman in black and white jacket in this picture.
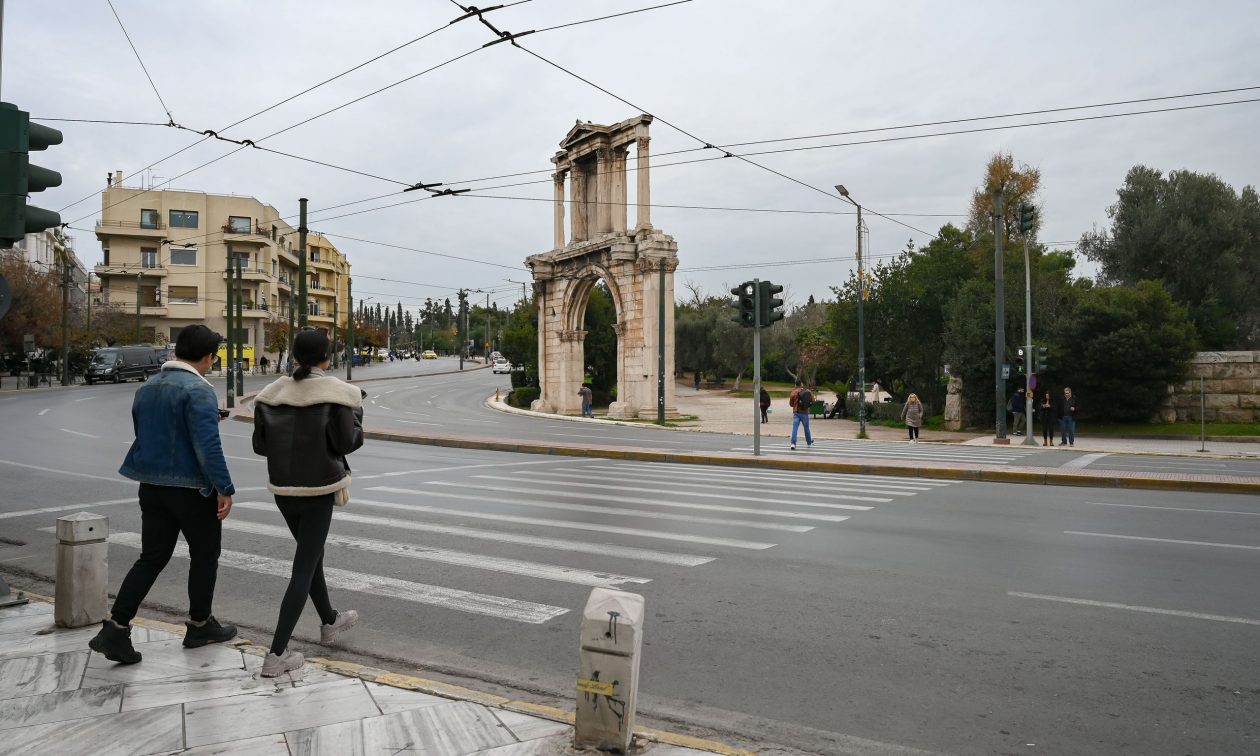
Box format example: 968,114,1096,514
252,329,364,677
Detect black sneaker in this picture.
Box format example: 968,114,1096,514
89,619,142,664
183,616,238,648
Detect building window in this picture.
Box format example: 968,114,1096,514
232,251,251,271
228,216,251,233
169,247,197,266
169,210,199,228
139,285,159,307
310,248,320,263
140,209,160,229
169,327,183,342
140,247,157,268
169,286,198,304
271,225,277,240
308,302,320,316
271,259,277,277
310,275,319,290
102,248,110,265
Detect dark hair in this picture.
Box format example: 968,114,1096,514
795,379,804,387
292,330,330,381
174,325,222,361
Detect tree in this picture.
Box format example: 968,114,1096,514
1079,166,1260,348
501,296,537,389
583,283,618,405
1055,280,1197,421
0,257,60,362
967,151,1042,239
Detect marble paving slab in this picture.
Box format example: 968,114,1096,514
0,683,123,731
362,679,450,715
0,603,54,619
240,652,344,688
0,702,184,756
184,676,380,747
469,734,570,756
0,612,60,636
161,734,292,756
0,650,89,699
121,666,326,712
0,624,98,660
491,709,571,742
285,700,519,756
83,638,245,687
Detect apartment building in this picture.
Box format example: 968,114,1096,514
94,173,351,366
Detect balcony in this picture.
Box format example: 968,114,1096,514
308,312,334,324
221,221,273,244
309,257,338,272
277,275,292,292
278,247,300,266
95,263,168,278
95,219,166,239
221,304,272,318
221,265,272,282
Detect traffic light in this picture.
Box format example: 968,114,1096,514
1015,346,1026,375
729,281,755,327
0,103,63,247
1036,345,1049,374
759,281,784,326
1018,202,1036,235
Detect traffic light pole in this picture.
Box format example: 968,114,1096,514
297,198,308,328
234,255,243,397
753,278,761,456
856,206,867,439
225,255,234,408
1022,233,1037,446
346,278,354,381
657,261,666,425
993,189,1008,443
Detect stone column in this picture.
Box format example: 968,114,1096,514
611,148,628,233
55,512,109,628
635,137,651,230
596,148,613,234
553,172,567,250
533,280,549,411
570,163,587,242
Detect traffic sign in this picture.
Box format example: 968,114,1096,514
1029,374,1038,391
1001,363,1010,380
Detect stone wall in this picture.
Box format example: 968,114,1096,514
1161,351,1260,423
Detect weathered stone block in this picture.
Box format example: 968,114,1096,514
1220,379,1253,393
1216,408,1256,424
1239,394,1260,409
1203,394,1238,409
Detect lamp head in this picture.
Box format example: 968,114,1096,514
835,184,849,197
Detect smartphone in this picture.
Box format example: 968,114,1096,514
217,409,230,419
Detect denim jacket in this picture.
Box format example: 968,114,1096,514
119,362,235,496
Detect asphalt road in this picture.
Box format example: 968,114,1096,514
2,367,1259,754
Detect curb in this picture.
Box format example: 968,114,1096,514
13,591,749,756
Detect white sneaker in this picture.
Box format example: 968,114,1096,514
320,609,359,645
261,649,304,678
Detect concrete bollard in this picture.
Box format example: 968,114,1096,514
575,587,645,753
54,513,109,628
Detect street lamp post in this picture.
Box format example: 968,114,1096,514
836,184,868,439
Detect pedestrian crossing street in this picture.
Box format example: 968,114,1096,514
730,438,1044,465
107,461,955,625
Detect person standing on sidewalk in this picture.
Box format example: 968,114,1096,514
252,330,364,677
1038,390,1057,446
901,393,924,443
90,325,238,665
1057,386,1079,446
759,386,771,423
789,380,814,450
1009,388,1027,436
578,384,594,418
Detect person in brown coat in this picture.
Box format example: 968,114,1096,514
900,393,924,443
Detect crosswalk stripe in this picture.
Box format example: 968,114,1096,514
475,474,890,505
523,468,916,499
428,479,862,519
224,518,651,588
353,496,777,550
600,461,953,487
0,498,135,520
574,465,938,494
234,502,714,566
729,444,1031,462
383,483,816,532
107,531,567,624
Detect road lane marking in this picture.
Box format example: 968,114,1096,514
391,419,443,426
0,459,133,484
73,396,96,403
1064,530,1260,551
1008,592,1260,627
107,531,567,624
355,459,564,481
458,477,866,518
224,455,264,463
488,473,890,505
0,499,135,520
37,409,49,416
1090,502,1260,517
59,428,99,439
579,466,936,494
225,518,651,588
233,502,712,566
384,484,816,532
535,467,916,498
353,497,776,550
1060,453,1109,469
602,462,952,487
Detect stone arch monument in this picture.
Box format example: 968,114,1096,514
526,114,679,419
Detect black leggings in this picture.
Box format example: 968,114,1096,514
907,426,920,440
269,494,339,655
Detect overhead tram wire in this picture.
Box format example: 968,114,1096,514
106,0,176,124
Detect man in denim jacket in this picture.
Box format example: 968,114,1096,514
90,325,238,664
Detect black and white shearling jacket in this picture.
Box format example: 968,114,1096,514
252,374,365,496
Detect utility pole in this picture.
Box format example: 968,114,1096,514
993,189,1007,443
331,269,339,369
656,260,666,425
234,252,243,397
485,291,491,358
59,249,68,385
1021,215,1037,446
753,278,761,456
835,184,867,438
346,277,354,380
225,249,235,408
134,271,142,343
297,198,308,328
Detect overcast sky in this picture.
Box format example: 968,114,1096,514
7,0,1258,313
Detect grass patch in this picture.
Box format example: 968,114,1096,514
615,414,700,427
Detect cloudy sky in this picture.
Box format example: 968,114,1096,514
7,0,1258,312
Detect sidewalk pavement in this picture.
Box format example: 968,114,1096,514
0,596,729,756
960,433,1260,457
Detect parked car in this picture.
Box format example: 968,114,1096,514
421,350,438,359
84,346,160,384
492,359,512,374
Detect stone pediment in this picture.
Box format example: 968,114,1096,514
559,114,653,151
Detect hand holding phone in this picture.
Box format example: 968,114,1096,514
217,409,230,421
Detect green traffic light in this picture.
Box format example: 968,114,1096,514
0,103,63,246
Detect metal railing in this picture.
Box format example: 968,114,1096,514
97,219,165,230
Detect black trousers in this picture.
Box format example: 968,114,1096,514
111,484,221,626
907,425,920,440
269,494,338,655
760,407,769,422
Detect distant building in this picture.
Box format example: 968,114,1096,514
93,172,351,363
2,228,87,307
